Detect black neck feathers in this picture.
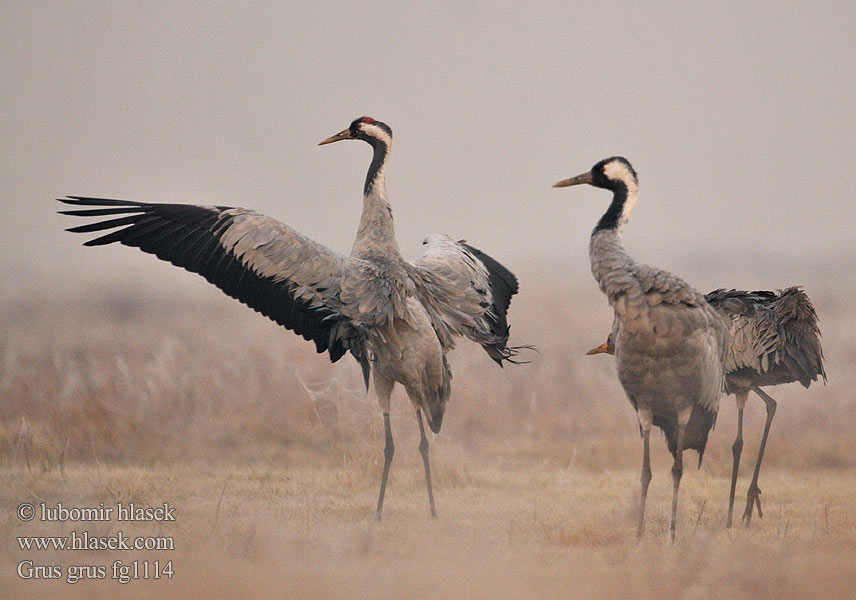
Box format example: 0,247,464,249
593,183,628,234
364,139,389,196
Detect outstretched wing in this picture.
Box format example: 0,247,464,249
407,234,521,365
59,196,368,372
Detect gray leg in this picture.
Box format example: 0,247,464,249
670,408,690,543
638,426,652,538
727,391,748,528
416,409,437,518
743,387,777,526
375,412,394,521
637,406,653,538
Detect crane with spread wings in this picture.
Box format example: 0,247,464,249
60,116,525,521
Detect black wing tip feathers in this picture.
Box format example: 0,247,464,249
59,195,358,367
462,242,519,296
58,196,146,207
460,242,528,365
489,343,538,367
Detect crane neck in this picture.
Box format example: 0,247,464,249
592,180,637,235
589,181,640,305
364,138,389,197
352,139,400,259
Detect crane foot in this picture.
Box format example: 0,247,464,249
742,485,763,526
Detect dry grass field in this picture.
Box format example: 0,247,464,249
2,283,855,598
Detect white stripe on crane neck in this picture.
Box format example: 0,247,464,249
361,123,392,149
603,161,639,233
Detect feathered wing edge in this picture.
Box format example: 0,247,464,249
59,196,372,388
408,235,533,366
460,243,535,365
774,287,827,387
705,287,826,389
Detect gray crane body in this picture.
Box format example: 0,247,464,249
556,156,728,542
591,230,726,458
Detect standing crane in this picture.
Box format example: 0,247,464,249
554,157,728,542
701,288,825,527
59,116,524,521
588,287,826,527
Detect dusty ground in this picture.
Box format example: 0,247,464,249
1,286,854,598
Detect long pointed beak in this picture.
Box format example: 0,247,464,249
553,171,593,188
318,128,353,146
586,342,609,355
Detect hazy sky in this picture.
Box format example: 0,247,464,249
3,1,854,300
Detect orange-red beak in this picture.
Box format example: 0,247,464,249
318,128,353,146
553,171,593,188
586,342,609,355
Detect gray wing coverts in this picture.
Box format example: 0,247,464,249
705,287,827,390
59,197,366,366
407,234,519,364
590,234,705,321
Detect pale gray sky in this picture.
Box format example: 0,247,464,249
2,1,854,300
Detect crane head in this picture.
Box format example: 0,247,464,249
318,116,393,147
553,156,638,192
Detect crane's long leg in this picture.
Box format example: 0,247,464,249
637,407,653,538
670,407,691,543
742,387,777,526
374,376,395,522
375,412,394,521
416,409,437,519
727,391,749,528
